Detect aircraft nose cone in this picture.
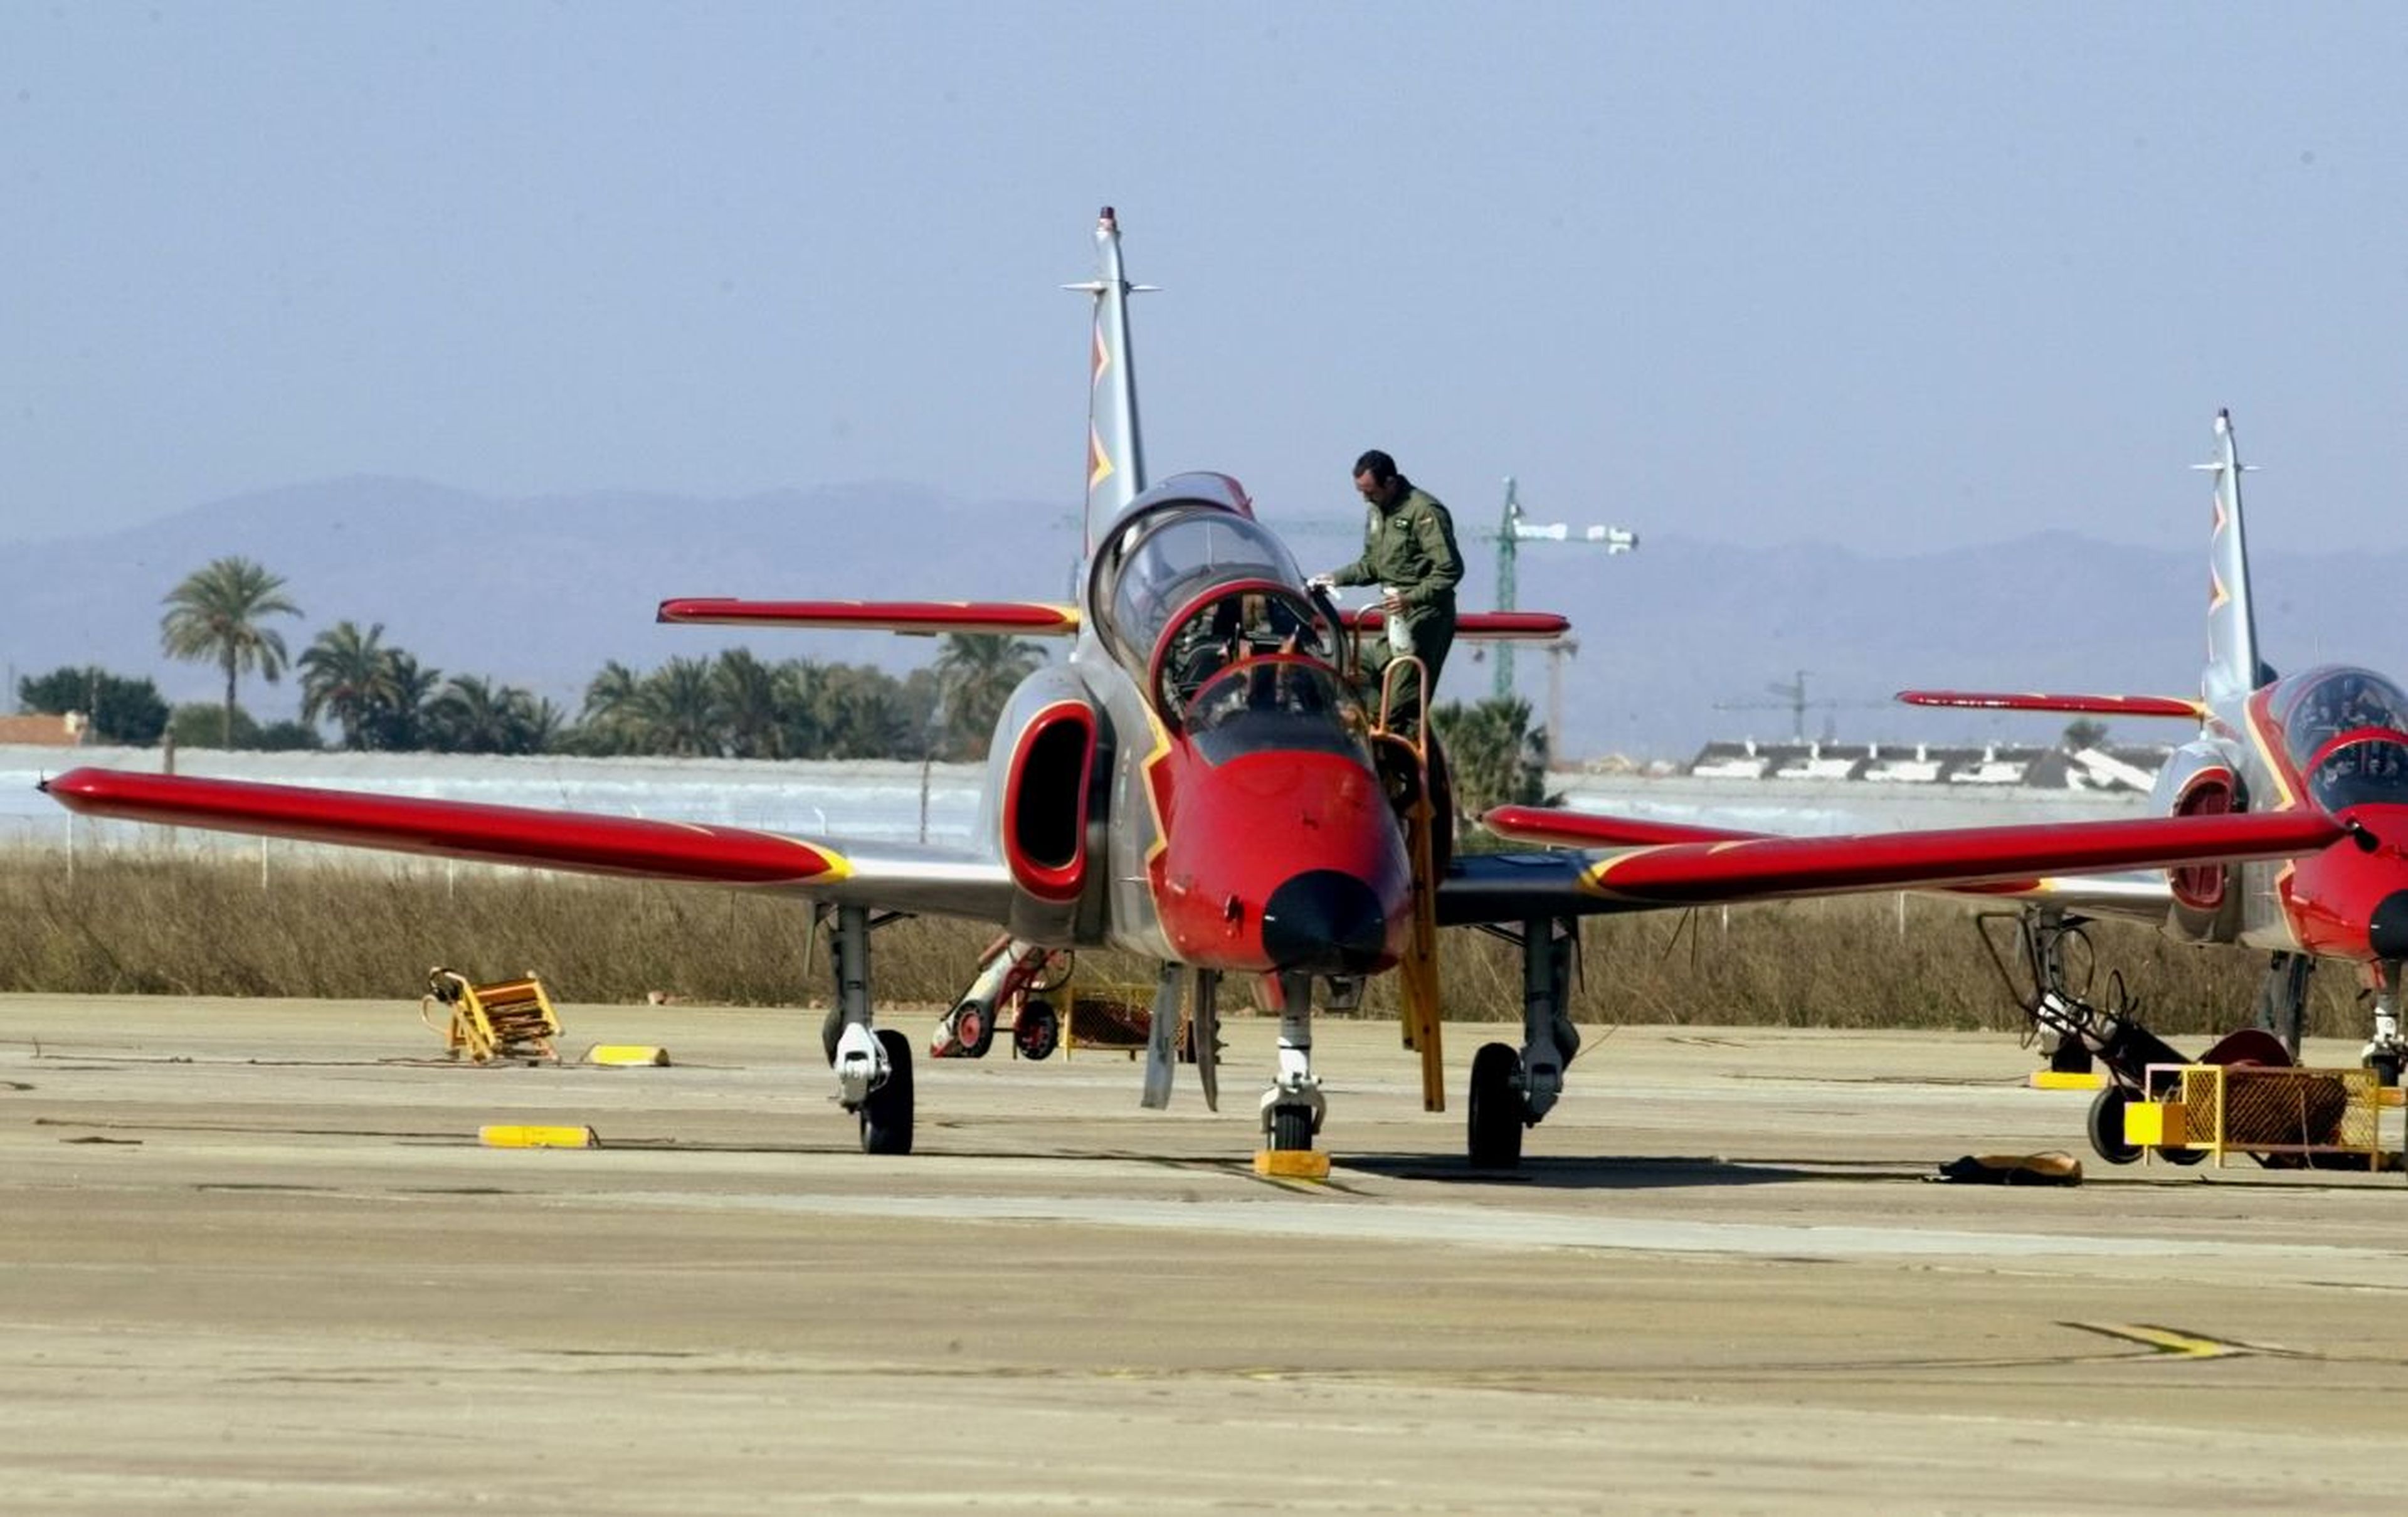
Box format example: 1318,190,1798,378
1260,869,1390,974
2370,890,2408,961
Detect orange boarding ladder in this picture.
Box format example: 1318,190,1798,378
1376,657,1445,1113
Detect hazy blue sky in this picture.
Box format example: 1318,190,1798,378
8,3,2408,554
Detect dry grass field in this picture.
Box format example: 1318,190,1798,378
1,848,2350,1037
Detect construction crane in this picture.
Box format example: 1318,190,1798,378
1489,477,1636,699
1712,670,1889,744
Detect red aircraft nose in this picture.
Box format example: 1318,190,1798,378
2283,805,2408,961
1149,746,1412,974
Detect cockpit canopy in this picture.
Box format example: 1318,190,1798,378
1185,657,1365,766
2274,667,2408,811
1087,477,1306,675
2276,667,2408,763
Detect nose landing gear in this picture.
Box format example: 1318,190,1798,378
1255,970,1331,1179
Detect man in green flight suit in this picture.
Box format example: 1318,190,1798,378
1308,449,1464,736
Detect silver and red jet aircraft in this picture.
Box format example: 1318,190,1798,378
1487,409,2408,1163
40,216,2350,1170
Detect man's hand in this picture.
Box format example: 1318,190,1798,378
1306,574,1336,594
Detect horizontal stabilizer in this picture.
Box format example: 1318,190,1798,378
1478,804,2342,906
1896,689,2205,719
1343,609,1570,642
658,598,1080,637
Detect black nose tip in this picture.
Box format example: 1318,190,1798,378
2371,890,2408,961
1261,869,1388,973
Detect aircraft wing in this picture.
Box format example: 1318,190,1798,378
658,598,1080,637
40,768,1015,919
1437,805,2344,923
1342,609,1569,641
1897,689,2207,720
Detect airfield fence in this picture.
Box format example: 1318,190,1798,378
0,841,2331,1035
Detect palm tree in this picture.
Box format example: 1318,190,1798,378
810,663,914,758
713,648,788,759
360,650,442,751
425,675,554,754
158,557,302,748
637,657,722,756
934,633,1043,759
297,621,398,749
1432,696,1550,842
579,660,647,753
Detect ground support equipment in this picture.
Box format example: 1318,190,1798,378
2123,1060,2388,1170
931,935,1071,1062
423,968,562,1064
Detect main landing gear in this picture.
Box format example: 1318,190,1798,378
818,904,917,1155
1465,916,1582,1170
1978,906,2246,1168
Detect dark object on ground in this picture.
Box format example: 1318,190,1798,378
1931,1151,2084,1186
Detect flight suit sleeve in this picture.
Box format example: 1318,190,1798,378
1398,500,1464,608
1323,509,1378,587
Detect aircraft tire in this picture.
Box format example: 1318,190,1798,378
2086,1084,2141,1166
2155,1144,2208,1166
2369,1052,2403,1089
1467,1042,1524,1170
860,1028,914,1155
1269,1104,1314,1152
956,1002,996,1059
1015,1000,1060,1062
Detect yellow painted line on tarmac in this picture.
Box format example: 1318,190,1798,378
480,1124,599,1149
2069,1322,2251,1358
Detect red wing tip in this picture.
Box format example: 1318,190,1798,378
39,766,105,797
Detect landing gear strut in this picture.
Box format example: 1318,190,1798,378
819,903,917,1155
1462,915,1580,1170
1977,906,2257,1167
1255,970,1329,1178
2254,951,2315,1064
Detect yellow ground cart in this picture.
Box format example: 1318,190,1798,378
2123,1061,2389,1170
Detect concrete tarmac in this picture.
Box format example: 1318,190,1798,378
4,995,2407,1514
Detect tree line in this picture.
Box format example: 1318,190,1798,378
18,554,1550,823
19,556,1045,761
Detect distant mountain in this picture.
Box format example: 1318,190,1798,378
3,478,2399,761
0,475,1064,725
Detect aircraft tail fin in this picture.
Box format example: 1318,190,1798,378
1067,206,1152,555
2197,408,2268,710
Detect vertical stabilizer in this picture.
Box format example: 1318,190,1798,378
1067,207,1150,554
2196,408,2265,713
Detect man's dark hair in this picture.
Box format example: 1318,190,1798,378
1353,449,1398,484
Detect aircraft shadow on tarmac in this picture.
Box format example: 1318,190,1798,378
1334,1153,1857,1190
